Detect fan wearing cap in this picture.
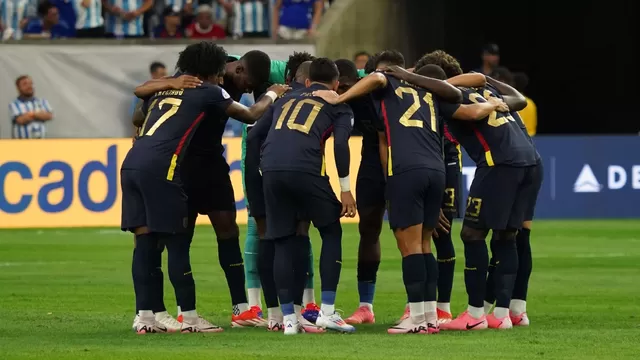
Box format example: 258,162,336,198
185,4,226,39
475,43,500,75
153,6,185,38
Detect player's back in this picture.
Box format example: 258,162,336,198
348,94,381,162
376,74,445,176
123,82,232,181
446,86,538,167
261,83,352,176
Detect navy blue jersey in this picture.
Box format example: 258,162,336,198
257,83,354,176
186,111,229,157
445,86,539,167
443,123,462,168
374,73,455,176
123,83,232,181
348,95,381,164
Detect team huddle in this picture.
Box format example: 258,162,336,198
122,41,542,335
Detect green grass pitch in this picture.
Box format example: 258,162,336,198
1,220,639,359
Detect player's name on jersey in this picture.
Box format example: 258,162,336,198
155,89,185,97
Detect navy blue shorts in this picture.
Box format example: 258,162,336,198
386,168,446,230
262,171,341,240
245,166,265,219
356,159,386,212
120,169,189,233
442,163,463,218
181,155,235,215
464,163,543,230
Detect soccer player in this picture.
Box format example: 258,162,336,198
243,51,321,325
134,50,287,328
123,42,284,334
245,58,325,333
416,50,541,330
249,58,357,334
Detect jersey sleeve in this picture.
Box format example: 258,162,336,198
332,104,354,178
438,100,461,119
207,85,234,111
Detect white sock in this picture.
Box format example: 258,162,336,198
235,303,249,314
484,300,494,315
510,299,526,315
138,310,154,319
437,302,451,314
493,306,509,319
294,304,303,314
467,305,484,319
424,301,437,324
268,307,282,319
247,288,262,308
321,303,335,315
409,302,425,323
177,306,182,315
283,313,297,324
303,288,315,305
182,310,198,319
359,302,373,311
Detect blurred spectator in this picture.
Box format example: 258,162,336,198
273,0,323,40
49,0,76,37
513,72,537,136
165,0,194,16
210,0,232,33
103,0,153,38
353,51,369,70
231,0,269,38
154,6,184,38
130,61,166,115
24,1,71,38
475,43,500,75
185,4,226,39
1,0,37,40
72,0,104,37
9,75,54,139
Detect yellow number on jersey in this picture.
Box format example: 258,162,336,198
468,92,515,128
141,98,183,136
395,86,437,131
275,98,324,134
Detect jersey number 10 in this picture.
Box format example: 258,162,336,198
275,98,324,135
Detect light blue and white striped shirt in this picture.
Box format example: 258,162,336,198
9,97,53,139
0,0,36,40
73,0,103,29
232,0,268,35
164,0,197,11
105,0,144,36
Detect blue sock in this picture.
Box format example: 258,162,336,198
358,281,376,304
281,302,295,316
321,291,336,306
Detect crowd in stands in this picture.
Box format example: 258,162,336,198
0,0,331,40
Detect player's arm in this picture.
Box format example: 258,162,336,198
385,65,463,103
447,73,486,88
131,99,146,127
486,76,527,111
133,75,202,98
314,73,388,105
246,105,274,163
225,84,289,124
333,106,357,217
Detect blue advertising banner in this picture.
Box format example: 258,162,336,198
460,136,640,219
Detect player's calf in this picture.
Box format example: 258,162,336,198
489,230,518,324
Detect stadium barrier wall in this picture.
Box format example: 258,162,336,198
1,136,638,229
0,43,314,139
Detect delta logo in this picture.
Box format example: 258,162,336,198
574,164,640,193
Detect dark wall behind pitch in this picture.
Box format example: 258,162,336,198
402,0,638,134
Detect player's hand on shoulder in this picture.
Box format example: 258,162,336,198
340,191,357,218
488,96,509,112
267,84,291,98
382,65,410,80
171,75,203,90
312,90,339,104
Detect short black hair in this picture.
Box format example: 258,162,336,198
176,42,227,79
364,52,380,74
15,75,29,87
285,51,315,83
309,58,339,84
353,51,370,60
415,50,462,79
375,50,405,68
512,72,529,92
295,61,312,83
335,59,359,81
149,61,166,74
38,1,55,17
415,64,447,80
491,66,514,86
241,50,272,86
